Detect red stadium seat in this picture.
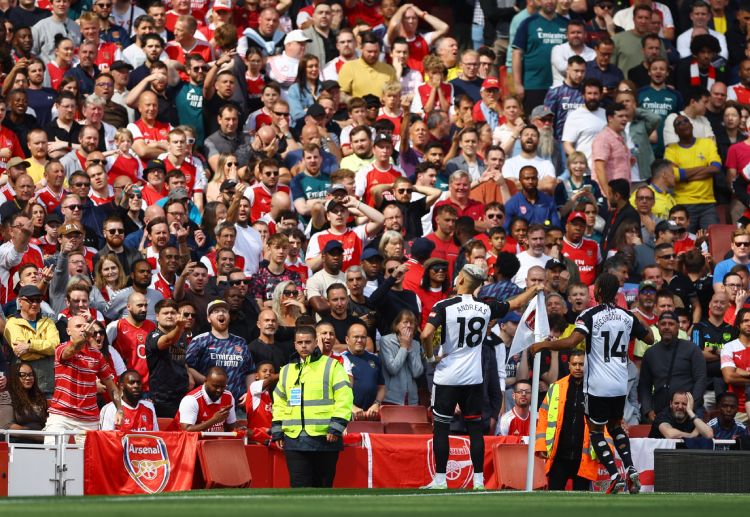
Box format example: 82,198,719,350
384,422,433,434
346,421,385,434
492,443,547,490
708,224,735,262
379,405,430,424
196,439,252,489
627,424,652,438
157,417,174,431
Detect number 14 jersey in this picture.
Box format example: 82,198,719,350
428,294,509,386
576,304,649,397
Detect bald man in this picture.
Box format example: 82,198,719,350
127,90,172,164
107,291,158,392
282,123,339,175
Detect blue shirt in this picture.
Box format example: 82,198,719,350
186,331,255,402
584,61,624,91
478,280,522,301
342,350,384,409
504,191,561,229
544,82,584,140
713,258,750,284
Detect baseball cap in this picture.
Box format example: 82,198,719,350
567,211,587,223
323,240,344,253
207,299,228,316
659,310,678,322
145,159,166,173
499,311,521,324
373,132,392,145
639,280,657,292
60,221,84,236
410,237,435,261
328,183,347,194
325,199,347,213
320,80,340,91
481,77,500,91
545,258,566,270
530,105,554,120
168,187,189,200
284,29,312,45
110,60,134,72
212,0,232,11
17,284,42,299
655,220,680,234
6,157,30,169
45,213,63,225
306,103,325,118
361,248,383,261
461,263,487,282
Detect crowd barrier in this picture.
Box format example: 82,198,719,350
0,430,733,496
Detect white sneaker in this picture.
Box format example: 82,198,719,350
472,483,486,491
420,479,448,490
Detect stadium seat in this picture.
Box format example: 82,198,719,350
196,439,252,489
627,424,652,438
492,443,547,490
708,224,735,261
346,421,385,434
384,422,433,434
379,405,430,424
157,417,174,431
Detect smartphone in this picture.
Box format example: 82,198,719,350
582,185,593,192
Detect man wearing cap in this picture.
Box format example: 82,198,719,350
639,310,707,422
633,280,659,328
471,77,502,130
0,157,30,205
3,284,60,397
511,0,569,113
186,299,255,408
266,29,312,91
339,31,396,99
306,196,384,273
354,133,404,207
307,240,347,315
561,211,601,287
544,56,586,140
322,28,358,82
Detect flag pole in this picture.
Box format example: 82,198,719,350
525,292,543,492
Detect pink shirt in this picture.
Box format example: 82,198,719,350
592,126,632,185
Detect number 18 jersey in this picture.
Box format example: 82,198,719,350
428,294,509,386
576,304,648,397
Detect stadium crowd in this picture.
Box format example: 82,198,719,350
0,0,749,490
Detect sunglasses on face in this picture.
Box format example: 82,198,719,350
64,204,82,210
735,241,750,247
129,193,142,199
181,312,196,318
231,279,250,285
21,297,42,304
430,265,448,272
92,330,105,338
88,159,104,165
486,213,503,219
274,111,290,116
72,182,90,188
657,254,675,260
263,170,280,176
107,228,125,235
396,188,413,194
282,290,298,297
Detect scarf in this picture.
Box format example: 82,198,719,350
690,59,716,89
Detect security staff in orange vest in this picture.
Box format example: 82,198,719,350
535,349,599,490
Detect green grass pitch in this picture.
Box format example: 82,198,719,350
0,490,747,516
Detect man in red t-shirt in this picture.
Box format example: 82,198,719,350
496,380,532,437
45,315,121,444
354,133,405,206
425,204,460,280
106,291,157,391
127,91,172,167
100,370,158,431
244,158,291,222
432,170,486,228
562,211,602,286
173,366,237,432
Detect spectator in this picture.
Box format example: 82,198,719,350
343,322,385,420
562,78,607,165
648,390,714,439
99,370,158,431
248,308,293,373
714,229,750,287
602,179,640,253
44,315,120,445
612,5,658,77
708,392,748,443
592,102,634,195
319,283,369,347
338,31,396,99
31,0,81,63
639,311,708,423
1,361,47,443
173,366,237,432
663,87,714,147
105,258,164,323
267,30,311,91
585,38,623,96
504,166,561,231
550,21,595,88
145,299,191,418
379,309,424,406
544,56,586,140
368,257,421,335
496,379,532,437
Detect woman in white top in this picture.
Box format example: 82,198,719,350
492,96,525,157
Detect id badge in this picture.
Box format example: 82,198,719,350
289,387,302,406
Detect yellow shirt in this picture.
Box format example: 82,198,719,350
664,137,721,205
714,16,727,34
26,159,46,185
338,58,397,98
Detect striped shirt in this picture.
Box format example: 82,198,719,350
48,343,114,422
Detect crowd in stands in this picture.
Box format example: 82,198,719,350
0,0,749,462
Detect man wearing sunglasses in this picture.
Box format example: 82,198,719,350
175,54,207,147
3,284,59,398
244,158,291,222
713,229,750,288
94,216,140,277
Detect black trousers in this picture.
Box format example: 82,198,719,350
284,450,340,488
547,457,591,491
522,90,549,118
154,401,180,419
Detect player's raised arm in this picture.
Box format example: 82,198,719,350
530,330,587,356
507,284,545,312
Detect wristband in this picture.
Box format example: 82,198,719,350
679,168,686,181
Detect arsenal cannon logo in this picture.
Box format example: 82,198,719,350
122,434,171,493
427,436,474,488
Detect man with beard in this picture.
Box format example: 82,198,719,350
107,291,157,393
174,261,219,334
174,366,237,432
307,241,347,314
339,31,396,99
100,370,158,430
378,173,442,240
3,90,37,157
244,158,291,223
640,311,708,422
544,56,586,140
63,40,99,96
550,22,595,89
528,106,564,175
187,299,254,410
150,246,180,300
94,216,140,276
649,390,713,439
248,308,293,373
633,281,659,327
504,168,561,232
502,126,557,192
638,57,682,158
320,283,370,347
562,78,607,165
60,125,100,179
592,102,633,196
145,299,191,418
105,259,165,321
